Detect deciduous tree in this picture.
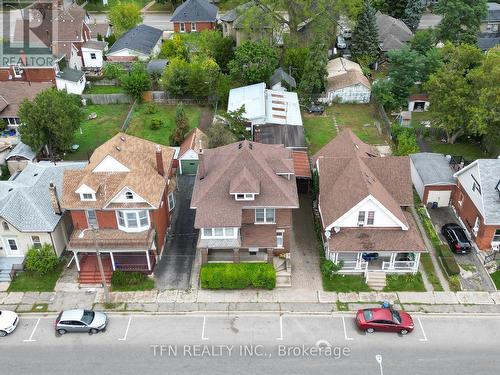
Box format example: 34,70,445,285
207,122,237,148
436,0,487,44
108,3,143,37
120,63,151,101
228,40,278,85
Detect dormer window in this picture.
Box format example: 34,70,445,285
235,193,255,201
81,193,95,201
125,191,134,200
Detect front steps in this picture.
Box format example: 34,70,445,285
366,271,387,291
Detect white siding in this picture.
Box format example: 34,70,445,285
111,188,148,204
82,48,104,68
55,76,86,95
410,158,425,200
335,198,401,228
0,222,55,258
92,155,130,173
328,84,371,104
457,163,484,218
180,149,199,161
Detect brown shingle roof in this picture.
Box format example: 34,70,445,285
0,82,53,118
179,128,208,158
326,70,371,92
241,224,277,248
313,128,379,162
191,140,299,228
61,133,175,210
229,167,260,194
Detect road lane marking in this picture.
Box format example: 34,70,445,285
417,317,428,342
342,317,353,341
118,317,132,341
276,315,283,341
201,316,209,341
375,354,384,375
23,318,40,342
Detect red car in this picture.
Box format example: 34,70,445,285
356,308,414,335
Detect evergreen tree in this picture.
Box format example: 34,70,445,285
351,0,379,65
170,104,190,146
402,0,423,31
297,34,328,101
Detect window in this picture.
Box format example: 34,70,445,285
493,229,500,243
81,193,95,201
116,210,149,231
31,236,42,249
90,53,96,59
6,238,19,253
139,211,148,226
191,22,197,32
214,228,224,236
367,211,375,225
180,23,185,32
2,221,9,231
358,211,366,225
86,210,98,228
235,193,254,201
255,208,275,224
276,231,284,248
203,228,213,237
12,65,22,77
202,227,237,239
168,193,175,211
125,191,134,200
126,212,138,228
117,211,125,226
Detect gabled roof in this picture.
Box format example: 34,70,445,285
375,11,413,52
0,161,87,232
82,40,108,51
6,142,36,161
326,70,371,92
179,128,208,158
190,140,299,228
229,167,260,194
61,133,175,210
0,82,53,118
269,67,297,89
107,25,163,55
477,35,500,51
486,2,500,22
410,153,456,186
147,59,169,74
327,57,362,78
89,22,110,38
454,159,500,224
170,0,218,23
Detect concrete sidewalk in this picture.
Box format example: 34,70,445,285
2,289,500,315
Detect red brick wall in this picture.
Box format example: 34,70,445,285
96,211,118,229
173,21,215,33
70,211,88,229
150,189,171,256
423,184,456,205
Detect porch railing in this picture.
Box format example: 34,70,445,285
382,261,415,271
338,260,368,274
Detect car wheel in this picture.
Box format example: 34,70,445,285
366,328,375,333
400,329,409,335
89,328,99,335
57,329,67,335
0,330,7,337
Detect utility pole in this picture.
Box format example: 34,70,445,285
90,225,110,303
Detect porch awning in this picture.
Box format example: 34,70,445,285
68,228,156,251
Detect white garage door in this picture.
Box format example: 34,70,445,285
427,190,452,207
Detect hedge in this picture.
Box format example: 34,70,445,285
200,263,276,290
441,256,460,276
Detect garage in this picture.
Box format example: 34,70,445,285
180,159,198,175
426,189,452,207
178,128,208,175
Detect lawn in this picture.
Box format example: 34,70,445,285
302,114,337,155
328,104,388,145
322,274,372,292
421,253,444,291
84,85,125,94
8,263,63,292
383,273,426,292
111,271,155,292
491,270,500,290
428,140,487,161
83,0,151,12
410,111,433,127
127,104,202,145
65,104,130,161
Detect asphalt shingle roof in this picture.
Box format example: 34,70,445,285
6,142,36,161
0,162,86,232
107,25,162,55
56,68,85,82
269,67,297,89
170,0,218,23
410,153,456,186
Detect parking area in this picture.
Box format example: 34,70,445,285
427,207,495,291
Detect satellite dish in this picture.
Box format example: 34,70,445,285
324,230,331,239
333,226,340,233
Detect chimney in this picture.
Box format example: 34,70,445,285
155,144,165,176
49,181,62,215
198,152,205,180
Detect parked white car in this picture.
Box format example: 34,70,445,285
0,310,19,337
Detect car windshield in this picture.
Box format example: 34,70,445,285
454,228,468,242
391,310,402,324
81,310,95,325
363,309,373,321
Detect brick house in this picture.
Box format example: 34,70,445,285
451,159,500,251
61,134,176,283
171,0,218,34
190,140,299,264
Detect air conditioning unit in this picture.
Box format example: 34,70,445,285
249,247,259,255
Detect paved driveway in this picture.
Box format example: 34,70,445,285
155,175,198,290
427,207,495,291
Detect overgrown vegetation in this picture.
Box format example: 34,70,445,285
384,273,426,292
8,262,63,292
391,124,419,155
490,270,500,291
420,253,444,291
200,263,276,290
25,244,59,275
111,271,155,291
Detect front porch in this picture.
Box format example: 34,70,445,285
0,256,24,282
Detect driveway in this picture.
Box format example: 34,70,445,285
427,207,495,291
155,175,197,290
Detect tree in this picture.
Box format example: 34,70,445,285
207,122,237,148
108,3,143,37
197,31,235,73
25,244,58,275
372,79,398,110
409,29,437,54
170,104,190,146
18,89,82,155
391,125,420,155
436,0,487,44
228,40,279,85
373,0,408,19
120,63,151,101
402,0,423,31
425,43,487,144
187,57,220,99
283,47,309,86
102,63,122,80
351,0,379,65
219,106,250,140
158,34,188,60
298,34,328,100
162,57,191,97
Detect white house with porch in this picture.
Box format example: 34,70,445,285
313,129,427,289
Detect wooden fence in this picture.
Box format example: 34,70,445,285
121,100,137,132
82,93,132,105
151,91,208,105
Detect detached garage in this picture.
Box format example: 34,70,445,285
410,153,456,207
178,128,208,175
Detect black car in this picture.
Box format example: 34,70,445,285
306,104,325,114
441,223,472,254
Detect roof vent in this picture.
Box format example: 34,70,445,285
238,143,243,149
115,146,121,151
8,188,13,192
120,136,126,142
33,173,38,177
249,143,253,150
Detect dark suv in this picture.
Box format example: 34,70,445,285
441,223,472,254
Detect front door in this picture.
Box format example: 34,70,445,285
4,238,21,256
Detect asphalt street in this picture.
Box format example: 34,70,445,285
91,13,173,31
2,313,500,375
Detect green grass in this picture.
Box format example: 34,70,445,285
31,303,49,313
217,0,248,11
111,271,155,291
328,104,387,145
322,274,371,292
490,270,500,290
384,273,426,292
127,104,202,145
84,85,125,94
8,263,63,292
147,2,173,11
410,111,433,127
200,263,276,290
83,0,151,12
421,253,444,291
302,114,337,155
429,141,487,161
65,104,129,161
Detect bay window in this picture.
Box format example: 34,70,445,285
116,210,150,231
256,208,275,224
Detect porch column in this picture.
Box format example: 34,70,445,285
109,252,116,271
267,248,274,264
233,249,240,263
201,248,208,264
146,250,151,271
73,251,80,272
413,253,421,275
389,252,397,270
332,252,338,263
355,252,362,269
